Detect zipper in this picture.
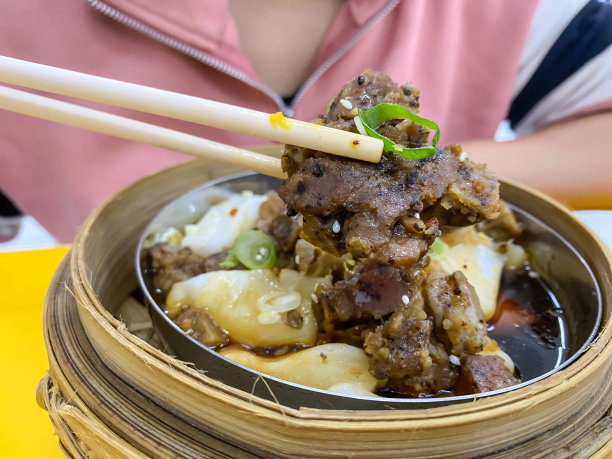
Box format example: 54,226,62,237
87,0,289,111
87,0,400,118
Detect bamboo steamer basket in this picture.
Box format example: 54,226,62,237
39,156,612,458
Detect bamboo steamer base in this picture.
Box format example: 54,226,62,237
39,158,612,458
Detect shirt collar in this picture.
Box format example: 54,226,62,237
96,0,396,52
96,0,235,54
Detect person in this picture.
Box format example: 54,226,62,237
0,0,610,242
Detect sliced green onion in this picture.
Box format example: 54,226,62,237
220,230,277,270
429,238,449,260
356,103,440,159
219,251,240,269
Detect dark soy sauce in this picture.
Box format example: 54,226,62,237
376,267,569,399
488,268,568,382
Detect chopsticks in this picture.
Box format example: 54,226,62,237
0,56,383,177
0,84,286,178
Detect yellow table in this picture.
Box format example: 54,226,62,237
0,246,69,458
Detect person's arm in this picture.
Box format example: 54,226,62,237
461,111,612,209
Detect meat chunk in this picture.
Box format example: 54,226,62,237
278,70,500,269
144,243,249,304
256,191,302,253
325,69,422,126
145,243,209,297
294,238,347,280
425,271,488,356
387,336,458,397
455,354,521,395
279,146,499,269
256,191,287,232
201,248,243,272
362,289,459,396
363,291,432,380
320,258,427,322
173,305,229,347
477,201,522,241
281,309,304,329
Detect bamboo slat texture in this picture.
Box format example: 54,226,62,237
38,157,612,458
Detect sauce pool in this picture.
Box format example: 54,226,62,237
488,268,568,381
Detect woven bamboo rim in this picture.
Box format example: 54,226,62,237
39,156,612,457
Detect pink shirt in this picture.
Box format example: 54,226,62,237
0,0,539,241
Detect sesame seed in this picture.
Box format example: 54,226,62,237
414,213,420,219
339,99,353,109
255,253,264,261
449,355,461,366
258,247,269,257
311,293,318,303
332,220,341,233
459,151,467,162
528,270,540,278
401,295,409,305
295,255,300,265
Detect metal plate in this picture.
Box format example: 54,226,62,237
135,172,604,410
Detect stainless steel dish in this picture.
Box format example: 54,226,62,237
135,171,604,410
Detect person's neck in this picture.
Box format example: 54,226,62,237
228,0,345,97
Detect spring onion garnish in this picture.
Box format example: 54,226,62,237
355,103,440,159
220,230,277,270
429,238,449,261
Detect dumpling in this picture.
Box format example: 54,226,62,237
220,343,380,394
181,191,268,257
166,269,330,348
